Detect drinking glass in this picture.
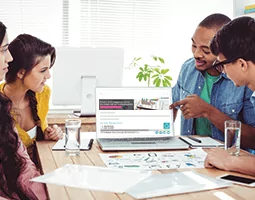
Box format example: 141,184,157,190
65,119,81,156
224,120,241,156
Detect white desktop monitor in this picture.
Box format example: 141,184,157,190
52,47,124,116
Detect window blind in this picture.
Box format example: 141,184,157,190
66,0,170,53
0,0,62,45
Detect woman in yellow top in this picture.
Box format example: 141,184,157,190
0,34,63,163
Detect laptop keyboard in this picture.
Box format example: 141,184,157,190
105,137,174,143
98,137,189,150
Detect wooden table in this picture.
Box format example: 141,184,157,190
47,114,96,132
36,139,255,200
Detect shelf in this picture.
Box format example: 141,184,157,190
233,0,255,17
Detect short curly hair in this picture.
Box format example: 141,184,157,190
199,13,231,31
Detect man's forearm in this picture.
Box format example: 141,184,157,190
204,104,231,132
231,155,255,176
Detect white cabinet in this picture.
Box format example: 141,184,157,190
233,0,255,17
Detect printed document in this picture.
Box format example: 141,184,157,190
99,148,207,170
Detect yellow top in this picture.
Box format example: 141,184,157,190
0,83,50,148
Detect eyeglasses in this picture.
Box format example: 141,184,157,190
212,58,237,73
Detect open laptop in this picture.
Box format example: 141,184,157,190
96,87,189,151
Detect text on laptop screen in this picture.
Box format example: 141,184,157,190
96,88,174,138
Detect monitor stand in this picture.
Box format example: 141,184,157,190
73,110,95,117
73,76,97,117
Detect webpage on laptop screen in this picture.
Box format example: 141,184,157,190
96,88,174,138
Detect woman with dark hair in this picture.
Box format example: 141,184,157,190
0,34,63,163
0,22,47,199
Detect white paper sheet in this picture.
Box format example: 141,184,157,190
52,138,93,150
126,171,232,199
99,148,207,170
52,132,96,150
31,164,152,193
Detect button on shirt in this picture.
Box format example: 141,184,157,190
172,58,255,143
250,91,255,108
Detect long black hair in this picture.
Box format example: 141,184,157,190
0,19,27,199
0,22,6,44
0,93,28,198
0,22,29,199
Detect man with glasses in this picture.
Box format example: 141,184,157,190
212,58,238,74
170,13,255,152
205,16,255,175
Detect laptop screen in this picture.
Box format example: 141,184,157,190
96,87,174,139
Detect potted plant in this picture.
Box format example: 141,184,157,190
127,55,172,87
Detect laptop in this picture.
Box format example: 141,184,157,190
96,87,189,151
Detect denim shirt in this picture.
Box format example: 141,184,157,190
250,91,255,108
172,58,255,143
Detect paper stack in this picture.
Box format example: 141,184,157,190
31,164,232,199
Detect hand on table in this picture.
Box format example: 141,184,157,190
204,148,233,171
44,124,63,140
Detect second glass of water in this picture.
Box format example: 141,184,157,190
65,119,81,156
224,120,241,156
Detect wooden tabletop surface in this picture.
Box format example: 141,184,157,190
36,139,255,200
47,114,96,125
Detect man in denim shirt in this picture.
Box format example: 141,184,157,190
170,13,255,150
205,16,255,175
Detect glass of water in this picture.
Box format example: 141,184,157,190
65,119,81,156
224,120,241,156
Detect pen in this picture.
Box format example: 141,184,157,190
87,139,94,150
179,137,190,145
187,136,201,143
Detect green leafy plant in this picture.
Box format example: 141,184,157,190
128,55,172,87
